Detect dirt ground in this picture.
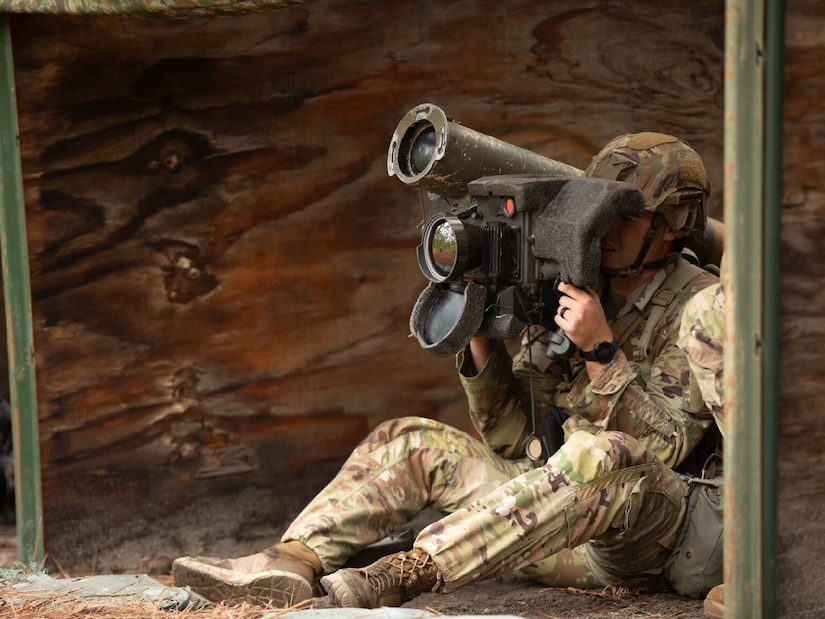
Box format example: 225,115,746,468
0,523,706,619
303,572,708,619
396,575,706,619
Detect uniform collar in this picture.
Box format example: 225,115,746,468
602,258,680,318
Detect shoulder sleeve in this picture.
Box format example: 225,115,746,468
678,283,726,437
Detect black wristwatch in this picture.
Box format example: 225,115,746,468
581,339,619,363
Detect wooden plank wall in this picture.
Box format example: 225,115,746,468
8,0,726,573
5,2,819,614
776,1,825,615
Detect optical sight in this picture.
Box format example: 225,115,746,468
388,103,645,358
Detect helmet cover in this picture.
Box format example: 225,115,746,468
584,132,709,239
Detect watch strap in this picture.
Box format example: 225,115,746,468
581,338,619,363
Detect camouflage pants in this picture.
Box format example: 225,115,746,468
283,416,687,590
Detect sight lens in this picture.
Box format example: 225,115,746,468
418,215,481,283
429,220,457,277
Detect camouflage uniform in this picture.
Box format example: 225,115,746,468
284,256,718,591
677,282,725,437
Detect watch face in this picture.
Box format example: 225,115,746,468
582,339,617,363
595,342,614,363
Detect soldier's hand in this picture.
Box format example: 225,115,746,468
554,282,613,353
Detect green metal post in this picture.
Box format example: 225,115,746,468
761,0,783,616
0,14,45,570
724,0,783,616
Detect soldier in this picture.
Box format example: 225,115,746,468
173,132,721,609
678,281,726,618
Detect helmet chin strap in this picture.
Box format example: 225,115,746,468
600,214,676,279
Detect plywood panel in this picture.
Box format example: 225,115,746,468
8,0,725,571
775,0,825,614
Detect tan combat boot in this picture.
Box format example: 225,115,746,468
704,583,724,618
173,540,321,608
320,548,438,608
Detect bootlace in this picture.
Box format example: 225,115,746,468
364,550,434,594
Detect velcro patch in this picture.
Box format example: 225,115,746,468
626,132,679,150
679,157,708,186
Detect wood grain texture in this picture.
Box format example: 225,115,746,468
774,0,825,614
6,0,731,572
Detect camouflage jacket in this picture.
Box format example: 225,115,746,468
678,282,725,438
457,256,719,470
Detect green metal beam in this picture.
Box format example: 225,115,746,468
0,14,44,570
724,0,764,616
761,0,783,616
724,0,781,616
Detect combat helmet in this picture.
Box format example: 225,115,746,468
584,132,709,276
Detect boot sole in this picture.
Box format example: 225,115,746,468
173,558,313,608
